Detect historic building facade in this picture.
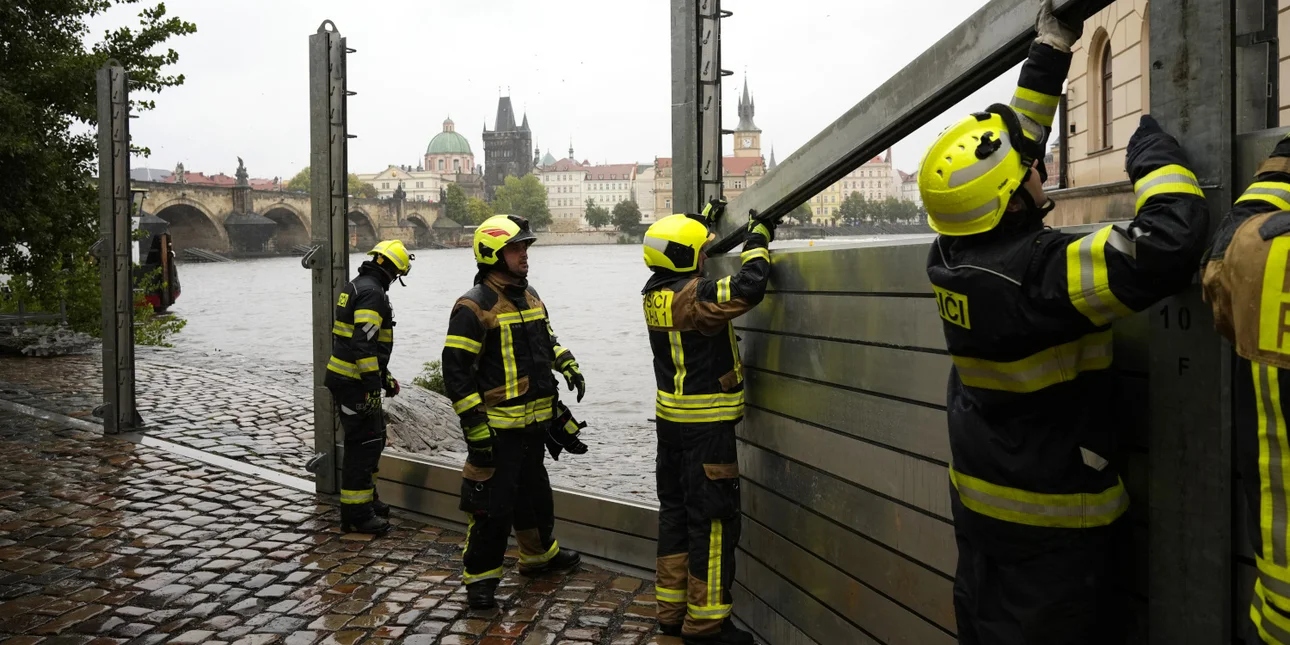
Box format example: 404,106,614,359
482,96,534,199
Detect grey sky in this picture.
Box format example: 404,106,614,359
102,0,1025,183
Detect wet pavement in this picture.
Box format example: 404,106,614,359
0,348,656,502
0,409,670,645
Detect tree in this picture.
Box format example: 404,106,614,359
465,197,494,225
612,200,643,232
284,167,377,198
786,202,813,226
492,174,552,229
0,0,195,341
443,184,469,224
584,198,611,230
838,192,869,226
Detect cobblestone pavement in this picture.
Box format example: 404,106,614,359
0,348,656,502
0,410,672,645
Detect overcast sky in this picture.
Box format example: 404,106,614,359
95,0,1024,182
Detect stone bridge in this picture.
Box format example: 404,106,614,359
134,181,460,256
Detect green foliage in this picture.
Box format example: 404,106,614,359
786,202,813,226
443,184,469,224
284,167,377,198
837,192,923,225
584,198,610,230
412,360,447,396
492,174,552,229
465,197,494,225
0,0,195,340
131,266,186,347
286,167,309,191
611,200,642,233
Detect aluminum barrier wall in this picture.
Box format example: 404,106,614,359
707,235,1150,644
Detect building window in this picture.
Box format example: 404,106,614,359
416,181,423,188
1101,41,1113,149
454,159,461,172
438,159,444,170
665,199,671,209
383,182,389,189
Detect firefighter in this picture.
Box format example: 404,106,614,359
642,203,772,645
1203,135,1290,644
919,2,1210,643
324,239,413,535
442,214,584,610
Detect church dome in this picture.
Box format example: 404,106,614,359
427,118,473,155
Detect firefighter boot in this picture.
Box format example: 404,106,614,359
340,503,390,535
466,578,500,610
519,548,582,577
371,497,391,518
683,621,755,645
659,623,682,637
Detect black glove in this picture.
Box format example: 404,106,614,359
555,352,586,402
545,404,589,460
464,421,495,466
748,216,776,244
363,390,383,416
383,374,400,398
1125,115,1184,177
699,197,728,227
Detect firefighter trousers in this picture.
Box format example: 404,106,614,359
459,424,560,585
951,492,1128,645
337,396,387,521
655,419,741,638
1237,359,1290,644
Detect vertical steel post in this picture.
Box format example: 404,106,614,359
97,62,137,435
671,0,701,214
1146,0,1238,641
697,0,726,208
307,22,349,494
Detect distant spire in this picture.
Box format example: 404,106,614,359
769,146,777,170
736,75,759,132
568,138,575,160
884,148,893,164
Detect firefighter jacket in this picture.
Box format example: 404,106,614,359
441,271,567,438
927,43,1210,531
325,264,395,397
642,234,771,424
1203,137,1290,643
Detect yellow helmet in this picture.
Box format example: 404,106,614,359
474,214,537,265
919,105,1045,236
643,214,709,272
368,239,413,275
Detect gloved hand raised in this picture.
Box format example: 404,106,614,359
747,215,776,244
554,352,586,402
699,197,728,227
1035,0,1084,53
1125,115,1188,178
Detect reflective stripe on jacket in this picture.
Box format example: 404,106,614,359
324,271,393,396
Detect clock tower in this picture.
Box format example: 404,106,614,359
733,80,761,159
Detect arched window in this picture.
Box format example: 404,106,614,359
437,159,444,171
1101,41,1113,149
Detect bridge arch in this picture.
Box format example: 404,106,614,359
407,214,434,249
347,209,378,252
262,203,309,252
153,198,228,253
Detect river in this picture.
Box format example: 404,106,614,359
167,236,918,434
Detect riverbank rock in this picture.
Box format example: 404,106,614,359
384,386,465,455
0,325,97,357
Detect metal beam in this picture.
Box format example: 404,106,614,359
97,62,138,435
671,0,700,214
715,0,1112,242
306,22,349,494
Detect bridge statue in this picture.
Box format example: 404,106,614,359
235,157,248,186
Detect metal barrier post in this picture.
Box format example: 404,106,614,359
97,61,138,435
306,22,350,495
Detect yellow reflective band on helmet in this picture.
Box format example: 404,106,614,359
378,328,393,343
454,393,484,415
353,309,383,327
356,356,380,373
1009,87,1060,127
462,566,504,585
340,488,374,505
486,397,556,429
445,335,483,354
1066,226,1136,327
741,248,770,264
656,390,744,409
496,308,546,326
1254,581,1290,645
1238,181,1290,212
952,330,1113,394
716,277,732,304
644,214,710,272
327,356,360,379
919,111,1026,237
519,540,559,565
332,321,354,338
1134,164,1204,212
655,586,686,603
949,467,1129,528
